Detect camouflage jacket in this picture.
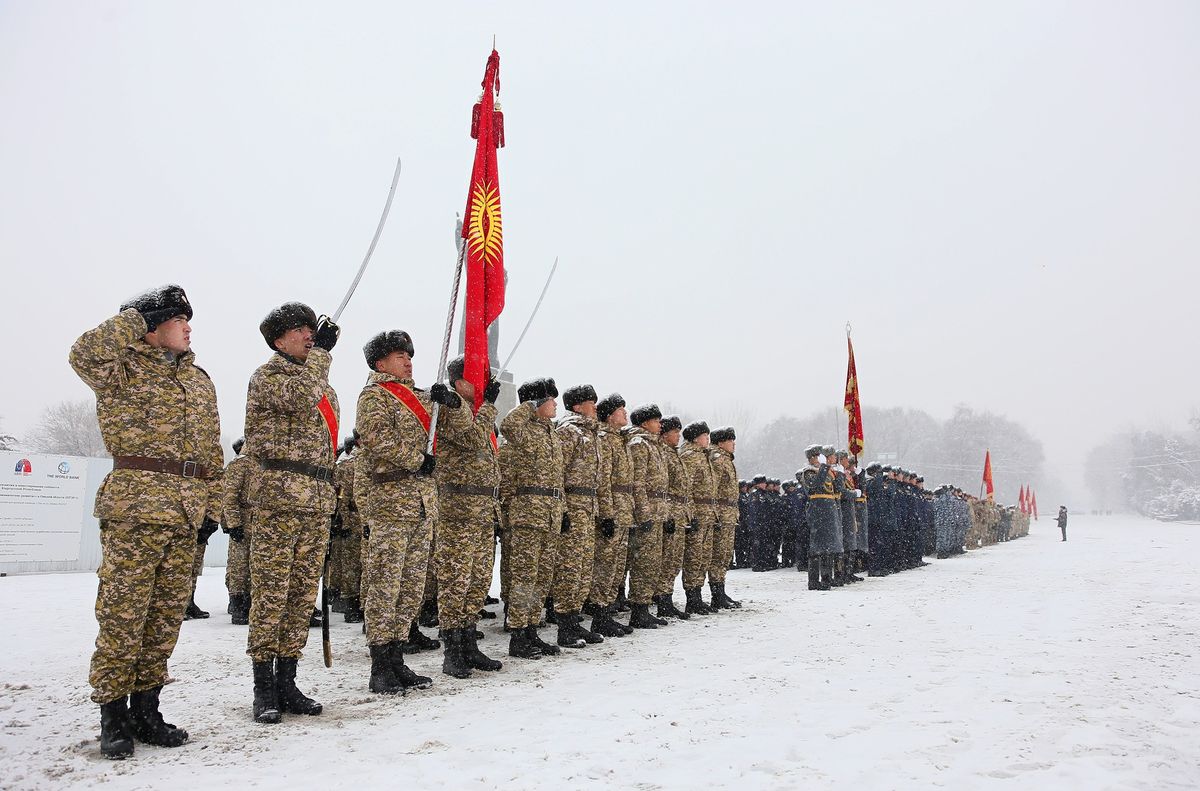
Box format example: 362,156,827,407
661,441,692,525
335,453,360,530
556,413,601,517
69,309,223,526
680,442,717,525
625,426,669,526
434,397,501,525
709,447,739,526
499,401,564,530
244,348,339,516
221,455,255,531
596,424,634,527
356,372,440,524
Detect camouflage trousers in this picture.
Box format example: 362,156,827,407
627,522,664,605
363,516,433,646
359,524,372,601
588,523,630,607
657,523,685,596
498,526,511,602
423,520,438,604
506,525,557,629
247,510,327,662
341,517,362,597
190,541,207,587
708,521,735,585
89,521,195,704
682,521,713,589
551,503,596,613
435,507,495,629
225,529,251,596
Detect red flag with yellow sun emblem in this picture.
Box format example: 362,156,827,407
462,48,506,411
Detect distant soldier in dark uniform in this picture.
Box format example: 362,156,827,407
1058,506,1068,541
735,481,751,568
780,480,798,568
747,474,770,572
799,445,842,590
836,452,863,584
863,463,892,576
71,285,222,759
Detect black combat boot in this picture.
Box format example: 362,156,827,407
615,587,630,612
230,593,250,625
590,608,627,638
343,596,364,624
128,686,189,746
661,594,690,620
486,595,500,605
331,592,347,613
276,657,322,715
527,625,562,655
368,643,404,695
808,558,830,591
478,607,497,620
556,612,587,648
309,607,323,628
419,598,440,628
463,624,503,671
684,587,712,615
707,581,729,610
544,598,558,625
573,611,604,643
99,697,134,759
628,603,660,629
184,597,209,620
441,628,472,679
716,582,742,608
610,603,635,634
401,621,441,653
508,624,543,659
252,661,281,723
390,641,433,690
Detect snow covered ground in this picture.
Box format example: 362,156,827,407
2,515,1198,790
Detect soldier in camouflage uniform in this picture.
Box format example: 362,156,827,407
70,285,222,759
244,302,340,723
355,330,449,694
625,404,670,629
332,434,363,623
707,426,743,608
586,394,635,638
222,437,253,625
552,384,605,648
655,416,692,621
432,355,505,677
680,421,716,615
500,378,566,659
184,516,220,619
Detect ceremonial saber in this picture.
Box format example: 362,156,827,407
331,157,403,323
427,220,468,453
494,256,559,381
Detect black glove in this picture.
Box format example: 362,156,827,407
198,517,219,545
362,523,371,539
312,315,340,351
484,378,502,404
430,383,462,408
686,518,699,534
638,521,653,533
419,453,436,476
561,513,571,534
228,526,246,542
494,519,502,538
664,519,676,534
599,518,616,538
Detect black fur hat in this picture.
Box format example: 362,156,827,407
231,437,244,455
629,404,663,426
683,421,710,442
710,426,736,444
446,355,465,383
596,393,626,422
260,302,317,350
564,384,598,411
363,330,415,369
518,377,557,403
659,415,682,433
121,284,193,332
752,474,767,484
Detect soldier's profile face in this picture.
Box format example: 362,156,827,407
696,434,710,448
453,377,476,403
608,406,629,428
535,398,557,419
719,438,736,453
274,325,313,361
376,350,413,380
573,400,598,420
146,315,191,354
662,428,681,447
643,418,662,436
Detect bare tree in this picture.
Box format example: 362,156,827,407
29,400,108,458
0,417,18,451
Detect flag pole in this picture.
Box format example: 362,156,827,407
428,216,467,454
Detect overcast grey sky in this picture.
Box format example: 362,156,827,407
2,2,1197,503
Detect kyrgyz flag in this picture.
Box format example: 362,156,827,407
462,49,506,411
844,336,864,456
982,450,995,503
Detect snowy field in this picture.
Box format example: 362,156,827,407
2,515,1198,790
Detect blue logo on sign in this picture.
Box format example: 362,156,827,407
58,461,71,474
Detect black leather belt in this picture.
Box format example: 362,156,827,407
516,486,562,499
648,491,668,500
717,498,737,507
260,458,334,482
442,483,500,498
112,455,210,479
370,468,429,484
611,484,634,495
668,494,686,503
693,497,716,505
565,486,597,497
